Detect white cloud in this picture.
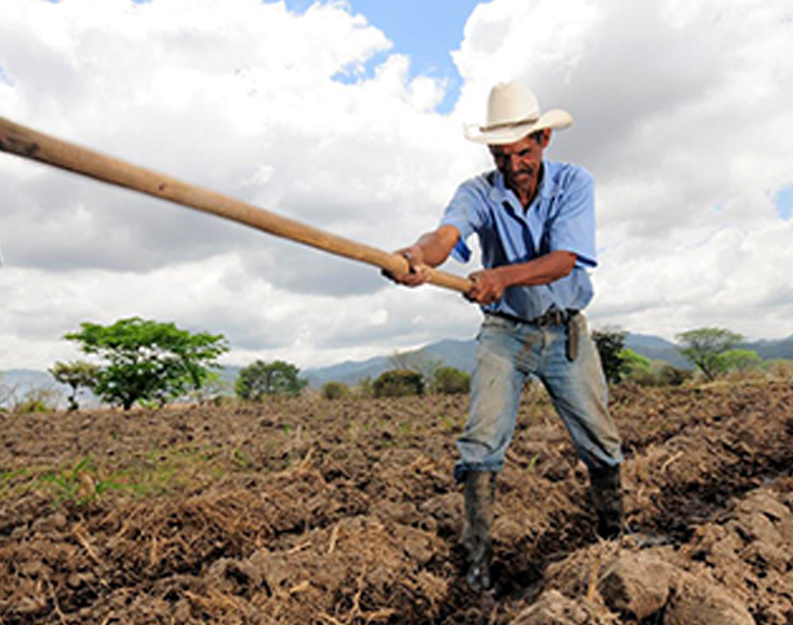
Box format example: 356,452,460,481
1,0,792,374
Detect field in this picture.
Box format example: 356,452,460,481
1,380,792,624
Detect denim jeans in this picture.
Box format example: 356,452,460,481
454,312,623,481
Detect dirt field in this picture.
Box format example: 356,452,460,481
1,380,792,624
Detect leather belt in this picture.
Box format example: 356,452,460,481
488,308,573,326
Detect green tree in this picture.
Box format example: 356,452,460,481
50,360,100,411
432,366,471,395
592,327,630,384
373,370,424,398
235,360,307,401
65,317,229,410
676,328,743,381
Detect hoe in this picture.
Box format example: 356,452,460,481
0,116,473,293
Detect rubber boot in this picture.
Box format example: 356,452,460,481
590,465,624,540
462,470,496,590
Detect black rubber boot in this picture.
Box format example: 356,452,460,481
590,465,624,540
462,470,496,590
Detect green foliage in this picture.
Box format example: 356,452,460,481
50,360,99,411
321,381,349,400
592,327,630,384
373,369,424,398
676,328,743,381
431,366,471,395
720,349,762,372
65,317,229,410
235,360,307,401
620,349,651,376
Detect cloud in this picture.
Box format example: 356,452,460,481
1,0,792,373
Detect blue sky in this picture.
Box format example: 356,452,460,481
283,0,482,111
775,185,793,221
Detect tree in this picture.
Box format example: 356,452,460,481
65,317,229,410
373,370,424,398
50,361,100,411
235,360,307,401
592,327,630,384
432,366,471,395
676,328,743,381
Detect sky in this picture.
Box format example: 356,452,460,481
1,0,792,373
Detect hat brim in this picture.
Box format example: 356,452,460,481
464,109,574,145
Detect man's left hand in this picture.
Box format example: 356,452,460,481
465,269,506,305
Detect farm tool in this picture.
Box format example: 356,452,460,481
0,116,473,293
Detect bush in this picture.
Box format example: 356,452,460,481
626,362,693,387
373,370,424,398
655,364,693,386
321,381,349,400
432,366,471,395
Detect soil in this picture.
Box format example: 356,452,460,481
1,380,792,624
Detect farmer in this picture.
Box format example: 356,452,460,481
386,81,624,590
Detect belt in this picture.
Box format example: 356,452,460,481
488,308,576,326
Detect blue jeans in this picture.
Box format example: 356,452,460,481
454,313,623,481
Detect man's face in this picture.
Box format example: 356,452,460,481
489,130,551,189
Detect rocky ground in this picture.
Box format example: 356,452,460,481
1,380,792,624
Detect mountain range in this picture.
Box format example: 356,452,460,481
302,332,793,388
2,333,792,403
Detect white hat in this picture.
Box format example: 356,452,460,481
464,81,573,145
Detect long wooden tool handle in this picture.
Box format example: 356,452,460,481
0,117,473,294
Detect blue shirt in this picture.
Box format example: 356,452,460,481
439,160,597,320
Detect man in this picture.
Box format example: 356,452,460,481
387,81,624,591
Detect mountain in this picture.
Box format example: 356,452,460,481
744,334,793,360
303,332,793,387
624,334,691,369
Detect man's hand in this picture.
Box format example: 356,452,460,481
382,246,431,287
465,269,506,305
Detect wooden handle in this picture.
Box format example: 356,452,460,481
0,116,473,294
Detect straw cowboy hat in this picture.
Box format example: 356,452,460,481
464,81,573,145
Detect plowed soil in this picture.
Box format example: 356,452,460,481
1,381,792,624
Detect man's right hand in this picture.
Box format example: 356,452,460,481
382,246,431,287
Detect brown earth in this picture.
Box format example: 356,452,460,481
1,381,792,624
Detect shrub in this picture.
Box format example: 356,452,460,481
432,366,471,395
373,370,424,398
321,381,349,400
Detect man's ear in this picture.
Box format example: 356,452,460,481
541,129,552,147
